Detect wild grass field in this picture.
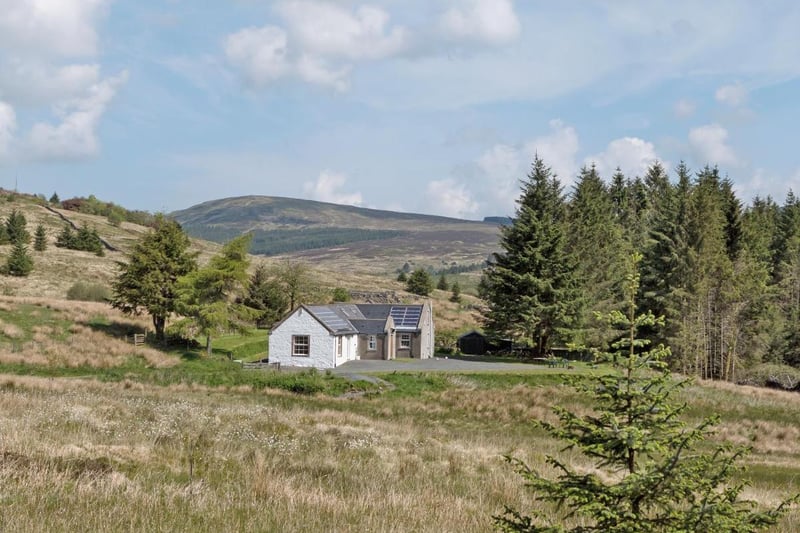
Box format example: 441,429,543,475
0,297,799,531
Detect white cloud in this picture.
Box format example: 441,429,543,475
733,167,800,201
295,54,350,92
278,1,408,60
440,0,521,45
303,170,363,206
586,137,662,179
426,178,478,218
674,99,695,118
688,123,739,167
224,25,349,91
522,119,580,183
0,0,108,58
225,2,408,91
477,143,521,208
472,119,579,215
0,60,100,106
224,26,291,87
27,71,128,160
0,101,17,158
715,82,748,107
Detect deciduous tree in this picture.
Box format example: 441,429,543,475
175,234,254,356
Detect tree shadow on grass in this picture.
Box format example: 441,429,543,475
81,318,143,339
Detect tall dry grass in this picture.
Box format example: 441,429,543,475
0,373,797,532
0,296,178,368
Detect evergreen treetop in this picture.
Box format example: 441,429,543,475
406,268,433,296
6,240,33,277
33,224,47,252
495,253,797,532
482,156,579,355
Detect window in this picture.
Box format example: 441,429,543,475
400,333,411,349
337,336,343,356
368,335,377,351
292,335,310,357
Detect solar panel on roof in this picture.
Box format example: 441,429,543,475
390,306,422,329
309,307,353,332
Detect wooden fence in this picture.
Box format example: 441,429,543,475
126,333,146,346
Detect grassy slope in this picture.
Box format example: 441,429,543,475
0,195,221,299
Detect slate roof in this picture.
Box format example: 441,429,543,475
348,319,387,335
306,305,358,334
303,303,424,335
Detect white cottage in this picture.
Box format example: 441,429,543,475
268,302,435,369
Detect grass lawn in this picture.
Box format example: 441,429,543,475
200,329,268,361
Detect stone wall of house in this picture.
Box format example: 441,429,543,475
269,308,336,369
419,301,435,359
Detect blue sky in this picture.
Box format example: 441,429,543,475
1,1,800,219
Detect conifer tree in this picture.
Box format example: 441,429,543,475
55,224,76,248
49,192,60,205
5,209,29,245
6,240,33,276
111,215,197,342
406,268,433,296
609,167,629,222
436,273,448,291
495,253,796,532
640,162,691,345
241,262,290,328
774,191,800,365
450,281,461,303
567,164,627,346
481,156,579,355
74,224,104,256
33,224,47,252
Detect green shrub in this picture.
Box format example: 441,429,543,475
66,282,111,302
331,287,350,302
737,363,800,391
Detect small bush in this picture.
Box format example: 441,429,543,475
331,287,350,302
66,282,111,302
737,363,800,391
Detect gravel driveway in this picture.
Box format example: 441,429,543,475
331,357,549,373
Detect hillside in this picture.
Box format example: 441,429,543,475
0,194,483,335
170,196,500,275
0,194,220,299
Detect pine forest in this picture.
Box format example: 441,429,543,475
481,157,800,383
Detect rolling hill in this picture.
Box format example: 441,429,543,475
0,193,485,334
170,196,501,275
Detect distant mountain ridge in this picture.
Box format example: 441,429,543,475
170,195,500,274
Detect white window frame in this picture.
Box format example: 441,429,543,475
400,333,411,349
368,335,377,351
337,336,343,356
292,335,310,357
